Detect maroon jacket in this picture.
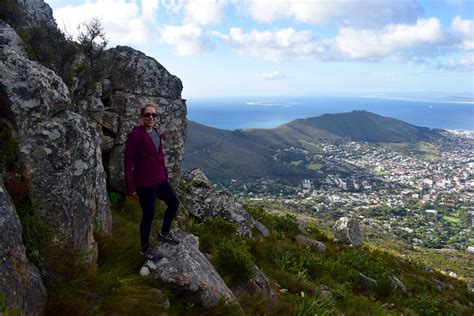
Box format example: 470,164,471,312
124,125,168,194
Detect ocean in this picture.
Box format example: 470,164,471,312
186,96,474,131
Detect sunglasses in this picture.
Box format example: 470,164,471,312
143,112,157,118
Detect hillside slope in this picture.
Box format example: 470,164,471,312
183,111,444,183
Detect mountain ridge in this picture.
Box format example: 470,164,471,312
183,110,445,183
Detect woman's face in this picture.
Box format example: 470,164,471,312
141,106,158,128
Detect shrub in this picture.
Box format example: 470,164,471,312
16,202,53,277
0,0,21,28
406,293,442,316
294,292,336,316
306,223,332,242
191,179,211,189
342,295,394,316
19,25,79,89
374,275,393,298
191,217,237,252
213,239,255,286
244,204,301,238
338,248,386,280
108,192,122,206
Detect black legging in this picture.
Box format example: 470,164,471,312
136,180,179,250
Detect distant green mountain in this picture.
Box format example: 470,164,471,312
182,111,444,184
291,111,443,143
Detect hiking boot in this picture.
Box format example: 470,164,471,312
140,247,157,260
157,231,180,245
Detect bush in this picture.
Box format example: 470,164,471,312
338,248,386,280
191,217,237,252
108,192,122,206
406,293,442,316
15,202,53,277
0,0,22,28
294,292,336,316
213,239,255,286
244,204,300,238
19,25,79,89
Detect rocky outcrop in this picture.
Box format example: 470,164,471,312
0,178,46,315
232,264,274,298
102,46,187,192
139,229,238,308
181,168,267,238
332,217,363,246
431,277,455,292
294,235,327,252
388,274,407,294
359,273,378,291
15,0,57,30
0,21,111,264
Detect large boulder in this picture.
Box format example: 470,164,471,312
232,264,274,298
0,178,46,315
181,168,266,238
102,46,187,192
139,229,238,308
0,21,111,264
294,235,327,253
332,217,363,246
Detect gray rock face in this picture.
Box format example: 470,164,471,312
294,235,327,252
232,264,273,298
16,0,58,29
319,284,334,302
105,46,182,98
0,21,111,264
254,220,270,237
140,229,238,308
332,217,363,246
359,273,377,291
183,168,211,185
102,46,187,192
0,178,46,315
182,169,262,238
431,277,454,292
388,275,407,294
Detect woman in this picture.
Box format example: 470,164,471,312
124,103,180,259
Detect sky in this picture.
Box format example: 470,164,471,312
47,0,474,99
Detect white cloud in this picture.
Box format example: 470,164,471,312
54,0,150,45
142,0,159,21
159,24,215,55
213,27,328,62
161,0,186,14
256,71,286,80
444,54,474,71
214,19,446,62
452,16,474,50
335,18,444,60
183,0,226,25
243,0,423,27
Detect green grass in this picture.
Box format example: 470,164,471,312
39,199,473,315
290,160,303,167
299,140,324,155
45,207,170,315
443,216,461,223
307,163,322,171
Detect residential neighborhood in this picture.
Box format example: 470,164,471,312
223,132,473,252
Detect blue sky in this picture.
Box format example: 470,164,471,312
48,0,473,99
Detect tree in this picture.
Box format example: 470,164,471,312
77,18,108,69
72,18,109,104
